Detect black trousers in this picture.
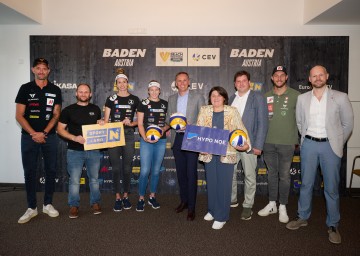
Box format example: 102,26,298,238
172,133,199,211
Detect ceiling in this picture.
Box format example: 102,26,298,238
305,0,360,25
0,1,360,25
0,3,38,25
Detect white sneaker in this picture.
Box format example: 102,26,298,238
212,221,226,230
258,202,277,216
18,208,38,224
278,204,289,223
204,212,214,221
43,204,59,217
230,202,239,208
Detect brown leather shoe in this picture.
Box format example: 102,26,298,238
175,202,188,213
187,210,195,221
91,203,102,215
69,206,79,219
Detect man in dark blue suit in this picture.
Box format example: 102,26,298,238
229,70,268,220
166,72,205,221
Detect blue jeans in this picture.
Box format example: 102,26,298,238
263,143,295,205
138,138,166,196
67,149,102,207
21,133,58,209
298,138,341,227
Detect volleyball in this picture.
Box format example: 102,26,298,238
169,113,187,130
145,125,163,141
229,129,247,147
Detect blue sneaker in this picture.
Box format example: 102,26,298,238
113,199,122,212
148,197,160,209
136,199,145,212
122,197,132,210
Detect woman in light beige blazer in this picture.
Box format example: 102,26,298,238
197,86,251,230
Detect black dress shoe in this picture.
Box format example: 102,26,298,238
175,202,188,213
187,210,195,221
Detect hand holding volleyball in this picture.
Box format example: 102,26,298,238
229,129,247,148
145,125,163,141
169,113,187,130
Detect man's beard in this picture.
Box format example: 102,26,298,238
312,80,327,88
35,74,48,80
76,96,91,102
274,81,286,88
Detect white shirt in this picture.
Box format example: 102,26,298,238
307,88,328,138
231,89,250,117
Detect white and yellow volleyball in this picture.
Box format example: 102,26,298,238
229,129,247,147
169,113,187,130
145,125,163,141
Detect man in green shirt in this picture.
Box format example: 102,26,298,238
258,66,300,223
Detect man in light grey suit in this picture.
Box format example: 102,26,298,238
166,72,205,221
286,65,354,244
229,70,268,220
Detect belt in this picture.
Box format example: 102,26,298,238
305,135,328,142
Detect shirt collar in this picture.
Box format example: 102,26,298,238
235,89,250,98
178,89,189,97
311,86,328,97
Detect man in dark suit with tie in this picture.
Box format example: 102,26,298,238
229,70,268,220
166,72,205,221
286,65,354,244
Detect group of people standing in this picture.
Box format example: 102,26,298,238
15,58,353,244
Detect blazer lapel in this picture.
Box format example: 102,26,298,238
224,106,231,128
186,91,193,117
242,91,253,121
304,92,312,126
325,88,334,127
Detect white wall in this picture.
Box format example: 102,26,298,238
1,0,359,186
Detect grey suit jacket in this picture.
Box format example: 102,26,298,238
166,90,206,146
229,90,268,151
296,88,354,158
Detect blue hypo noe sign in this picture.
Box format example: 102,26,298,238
181,125,229,155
